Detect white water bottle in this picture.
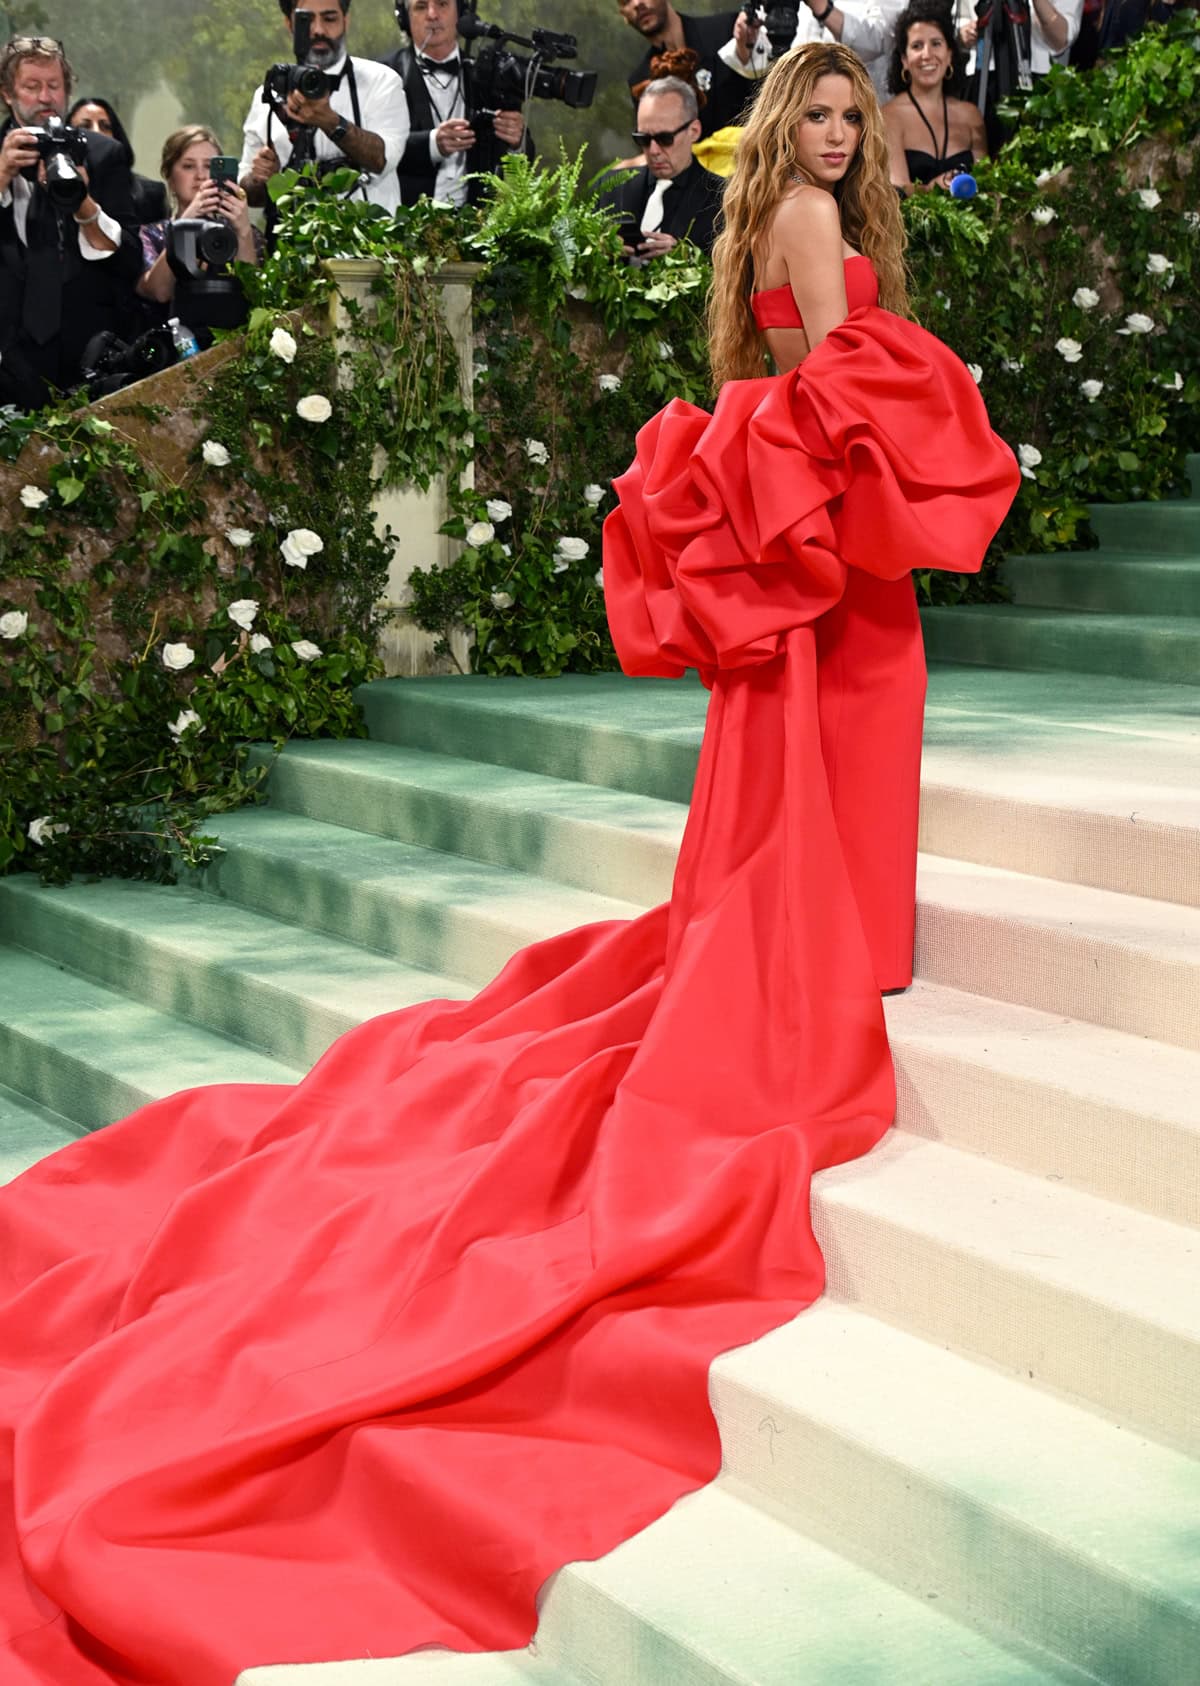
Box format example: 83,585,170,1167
168,317,199,359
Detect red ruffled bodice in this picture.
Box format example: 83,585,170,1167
604,304,1019,682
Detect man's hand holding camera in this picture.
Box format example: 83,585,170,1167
434,110,524,157
0,126,115,253
0,124,40,193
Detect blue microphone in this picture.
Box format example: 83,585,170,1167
949,172,978,199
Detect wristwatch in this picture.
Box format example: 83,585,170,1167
328,116,350,147
813,0,835,18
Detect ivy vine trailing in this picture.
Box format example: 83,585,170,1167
2,18,1198,884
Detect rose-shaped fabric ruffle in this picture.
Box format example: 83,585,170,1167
603,307,1019,678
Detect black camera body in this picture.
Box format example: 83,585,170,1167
166,219,247,330
462,16,596,114
264,9,333,109
20,116,89,210
753,3,800,57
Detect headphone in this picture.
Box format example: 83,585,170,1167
394,0,475,37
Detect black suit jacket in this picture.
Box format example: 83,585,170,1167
627,10,759,137
378,46,534,206
597,159,724,258
0,125,142,407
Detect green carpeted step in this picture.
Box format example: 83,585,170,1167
0,943,297,1131
0,1081,84,1185
1002,552,1200,615
713,1302,1200,1686
0,876,470,1073
194,807,643,992
247,738,685,905
1088,499,1200,554
356,673,707,800
888,982,1200,1230
813,1129,1200,1455
920,605,1200,683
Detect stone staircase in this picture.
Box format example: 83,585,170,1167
921,452,1200,683
2,655,1199,1685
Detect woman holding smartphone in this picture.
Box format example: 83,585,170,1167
136,124,261,313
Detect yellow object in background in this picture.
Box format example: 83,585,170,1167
693,126,743,178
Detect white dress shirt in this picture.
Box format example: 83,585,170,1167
719,0,907,101
969,0,1083,77
417,50,470,207
0,173,122,258
240,53,410,213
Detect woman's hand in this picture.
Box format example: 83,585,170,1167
178,178,225,223
215,179,252,237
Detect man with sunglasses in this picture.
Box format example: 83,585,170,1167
0,35,140,410
598,75,724,261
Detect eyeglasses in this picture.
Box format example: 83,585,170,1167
631,120,692,150
3,37,65,55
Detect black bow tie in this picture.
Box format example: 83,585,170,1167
418,54,460,74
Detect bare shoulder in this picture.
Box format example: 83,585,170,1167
772,185,843,251
880,96,907,132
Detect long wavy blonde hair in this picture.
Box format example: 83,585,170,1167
709,43,909,387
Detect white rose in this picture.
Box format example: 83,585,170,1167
1135,188,1161,210
485,499,512,522
291,639,323,661
555,536,589,562
1031,206,1056,226
552,559,570,574
966,363,983,384
525,438,549,465
250,632,273,653
1017,442,1042,480
27,815,68,846
269,326,297,363
1034,166,1060,187
1079,379,1104,401
19,484,48,510
162,641,195,671
593,568,604,588
598,374,621,392
566,284,589,301
225,527,253,548
227,598,259,630
280,527,324,569
1002,357,1023,373
1146,252,1173,275
1055,337,1083,363
1072,287,1100,310
1163,371,1183,391
1123,313,1155,334
168,707,203,739
490,590,515,610
473,362,488,383
201,440,231,467
500,542,512,557
295,394,332,423
583,483,605,506
0,609,28,638
466,521,495,547
655,339,673,361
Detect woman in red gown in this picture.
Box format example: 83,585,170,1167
0,44,1017,1686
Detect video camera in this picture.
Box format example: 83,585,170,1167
166,219,247,331
263,9,334,116
460,13,596,122
20,115,89,211
750,4,799,57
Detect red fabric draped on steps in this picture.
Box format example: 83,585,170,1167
0,302,1017,1684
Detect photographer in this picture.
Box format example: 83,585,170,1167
239,0,410,213
720,1,907,99
0,35,141,410
381,0,532,208
619,3,755,137
137,127,261,328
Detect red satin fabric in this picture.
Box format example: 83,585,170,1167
0,302,1018,1685
750,252,878,330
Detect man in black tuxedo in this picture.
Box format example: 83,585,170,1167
619,0,756,136
599,74,724,260
380,0,532,208
0,37,141,410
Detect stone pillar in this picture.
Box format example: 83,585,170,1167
324,258,482,677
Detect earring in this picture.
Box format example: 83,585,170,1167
901,66,911,83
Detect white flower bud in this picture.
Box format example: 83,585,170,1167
1055,337,1083,363
1072,287,1100,310
225,527,253,547
490,590,515,610
966,363,983,384
27,815,69,846
525,438,549,465
485,499,512,522
583,483,605,506
1031,206,1056,226
291,639,323,661
295,394,332,423
466,521,495,547
168,708,203,739
202,440,231,467
250,632,273,653
227,598,259,631
1123,313,1155,334
269,326,298,363
1079,379,1104,402
1146,252,1173,275
19,484,48,509
598,374,621,392
555,536,589,562
0,609,28,638
1135,188,1161,210
280,527,324,569
162,641,196,671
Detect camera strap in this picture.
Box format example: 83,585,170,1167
265,57,367,194
21,189,66,345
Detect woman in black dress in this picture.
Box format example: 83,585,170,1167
882,1,988,194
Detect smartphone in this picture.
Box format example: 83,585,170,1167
208,156,240,190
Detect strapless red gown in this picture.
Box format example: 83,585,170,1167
0,278,1018,1684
